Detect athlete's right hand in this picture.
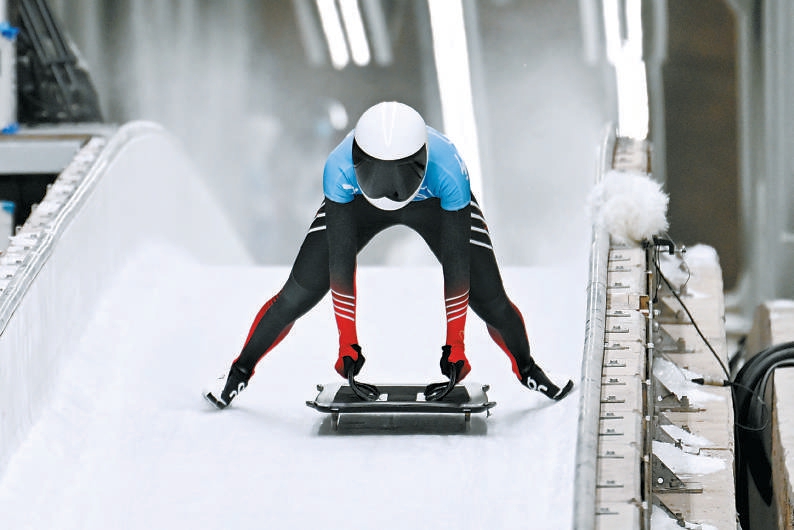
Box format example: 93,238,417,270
440,344,471,382
335,343,365,378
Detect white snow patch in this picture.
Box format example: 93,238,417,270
660,424,713,449
651,505,719,530
658,252,690,289
587,169,669,244
681,244,720,268
653,440,726,476
653,357,722,406
658,244,720,293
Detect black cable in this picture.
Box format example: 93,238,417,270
646,238,730,386
656,266,731,381
644,239,794,527
732,342,794,528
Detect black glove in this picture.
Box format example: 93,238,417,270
439,344,466,379
425,345,464,401
338,344,379,401
343,344,366,377
335,344,365,377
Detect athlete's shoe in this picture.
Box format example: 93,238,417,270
520,363,574,401
204,363,252,409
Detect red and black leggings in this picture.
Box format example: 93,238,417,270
233,196,536,380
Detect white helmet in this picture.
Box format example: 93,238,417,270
353,102,428,210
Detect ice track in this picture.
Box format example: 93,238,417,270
0,243,585,529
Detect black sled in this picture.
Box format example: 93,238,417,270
306,380,496,431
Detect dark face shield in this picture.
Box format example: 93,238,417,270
353,140,427,204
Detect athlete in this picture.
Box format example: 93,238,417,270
205,101,574,409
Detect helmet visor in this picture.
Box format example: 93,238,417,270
353,140,427,203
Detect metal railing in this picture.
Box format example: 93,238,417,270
572,125,615,530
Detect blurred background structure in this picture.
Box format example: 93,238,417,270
0,0,788,326
44,0,608,267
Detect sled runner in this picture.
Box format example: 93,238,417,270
306,382,496,430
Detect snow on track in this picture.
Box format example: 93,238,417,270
0,244,585,529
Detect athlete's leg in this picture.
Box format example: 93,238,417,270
238,196,395,370
232,202,333,374
463,201,533,375
205,234,330,409
206,199,397,408
465,200,573,399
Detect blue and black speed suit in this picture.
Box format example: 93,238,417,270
233,126,541,385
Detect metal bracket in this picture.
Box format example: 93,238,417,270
654,392,704,413
655,297,687,324
654,323,694,354
655,424,682,447
652,453,703,494
653,414,701,454
653,494,707,529
653,379,704,413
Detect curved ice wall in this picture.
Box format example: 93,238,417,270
0,121,251,475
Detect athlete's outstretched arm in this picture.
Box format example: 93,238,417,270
438,205,472,380
324,199,364,376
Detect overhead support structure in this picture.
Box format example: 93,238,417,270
11,0,103,125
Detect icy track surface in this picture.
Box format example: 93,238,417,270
0,244,586,529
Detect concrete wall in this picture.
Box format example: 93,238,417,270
773,369,794,530
748,300,794,529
